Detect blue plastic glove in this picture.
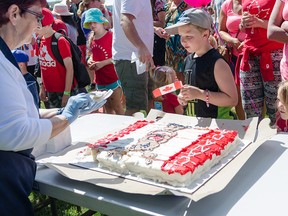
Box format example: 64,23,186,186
79,99,107,116
62,93,93,123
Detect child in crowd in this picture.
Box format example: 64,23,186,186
150,66,184,114
36,8,76,108
165,8,238,119
276,81,288,132
12,49,39,107
84,8,124,115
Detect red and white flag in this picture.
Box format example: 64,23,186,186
153,81,183,98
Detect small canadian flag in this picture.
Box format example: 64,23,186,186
153,81,183,98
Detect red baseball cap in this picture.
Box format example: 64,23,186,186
42,8,54,27
52,19,68,35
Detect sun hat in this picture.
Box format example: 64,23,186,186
12,50,29,63
83,8,108,29
42,8,54,27
165,8,213,35
52,3,73,16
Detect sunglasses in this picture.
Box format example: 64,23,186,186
23,8,44,24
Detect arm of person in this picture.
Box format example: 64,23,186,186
212,59,238,107
154,26,170,39
241,11,268,30
39,82,48,102
120,13,154,68
219,7,242,49
154,10,166,27
94,58,113,70
62,57,74,107
39,108,69,138
49,114,69,138
174,105,184,115
267,0,288,43
219,7,244,51
100,4,112,29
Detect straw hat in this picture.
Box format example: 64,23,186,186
52,3,73,16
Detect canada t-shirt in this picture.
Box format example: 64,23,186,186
39,35,72,92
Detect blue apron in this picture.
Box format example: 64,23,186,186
0,37,37,215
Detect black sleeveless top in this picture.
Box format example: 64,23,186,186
184,48,233,119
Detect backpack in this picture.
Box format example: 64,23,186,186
51,32,90,88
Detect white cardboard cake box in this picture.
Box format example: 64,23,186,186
40,110,276,201
32,126,72,158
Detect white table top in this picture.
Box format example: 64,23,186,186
35,114,288,216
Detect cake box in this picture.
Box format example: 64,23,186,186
37,110,276,201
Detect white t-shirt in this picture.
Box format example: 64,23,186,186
112,0,154,61
0,51,52,151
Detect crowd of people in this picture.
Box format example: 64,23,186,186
28,0,288,129
1,0,288,214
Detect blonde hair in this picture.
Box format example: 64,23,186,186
150,66,176,90
278,81,288,108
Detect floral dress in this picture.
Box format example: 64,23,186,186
165,0,188,72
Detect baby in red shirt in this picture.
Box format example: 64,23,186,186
150,66,184,115
276,81,288,132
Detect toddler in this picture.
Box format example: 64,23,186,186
276,81,288,132
150,66,184,114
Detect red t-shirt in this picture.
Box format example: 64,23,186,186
236,0,283,84
242,0,283,51
154,93,180,113
39,35,73,92
276,112,288,132
90,31,118,85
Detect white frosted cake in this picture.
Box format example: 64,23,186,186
89,120,240,187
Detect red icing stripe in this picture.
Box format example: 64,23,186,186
161,129,238,175
89,120,154,149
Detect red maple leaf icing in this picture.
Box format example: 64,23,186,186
161,129,238,175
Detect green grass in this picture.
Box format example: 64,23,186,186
30,191,105,216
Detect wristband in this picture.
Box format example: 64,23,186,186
205,89,210,108
63,91,71,96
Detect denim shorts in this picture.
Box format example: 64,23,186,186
114,60,148,110
96,80,121,91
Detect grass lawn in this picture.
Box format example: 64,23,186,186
30,191,105,216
